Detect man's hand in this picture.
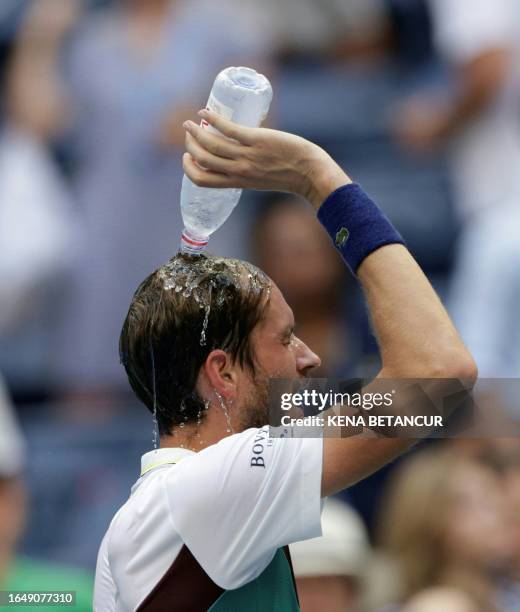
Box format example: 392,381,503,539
183,109,350,210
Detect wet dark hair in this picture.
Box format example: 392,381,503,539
119,253,270,436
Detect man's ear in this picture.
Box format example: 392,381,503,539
201,349,238,399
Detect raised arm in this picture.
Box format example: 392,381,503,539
182,111,477,496
320,241,476,496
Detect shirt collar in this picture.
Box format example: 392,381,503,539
140,447,195,476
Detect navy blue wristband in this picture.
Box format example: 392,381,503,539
317,183,404,274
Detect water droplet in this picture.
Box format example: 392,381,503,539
215,390,234,434
152,410,159,450
195,405,204,443
150,338,159,450
200,300,211,346
216,290,226,307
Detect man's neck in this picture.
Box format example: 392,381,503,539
160,424,230,453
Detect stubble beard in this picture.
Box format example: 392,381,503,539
235,368,271,431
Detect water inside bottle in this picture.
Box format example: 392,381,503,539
178,66,273,254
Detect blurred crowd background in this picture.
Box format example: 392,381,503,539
0,0,519,610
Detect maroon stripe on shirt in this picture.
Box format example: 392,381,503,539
136,545,224,612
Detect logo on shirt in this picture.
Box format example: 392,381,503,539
250,427,270,469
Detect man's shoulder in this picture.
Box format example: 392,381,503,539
176,427,275,475
99,471,183,566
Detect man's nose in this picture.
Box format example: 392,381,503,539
295,337,321,376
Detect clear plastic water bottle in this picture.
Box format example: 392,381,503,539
179,67,273,255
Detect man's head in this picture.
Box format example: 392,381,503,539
120,254,320,440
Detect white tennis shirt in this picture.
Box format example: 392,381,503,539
93,426,323,611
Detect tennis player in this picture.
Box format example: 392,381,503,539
93,110,477,611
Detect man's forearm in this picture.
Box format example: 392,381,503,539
307,160,476,380
321,241,476,496
358,244,476,379
316,182,476,497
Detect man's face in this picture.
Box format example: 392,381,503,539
253,283,321,379
233,283,321,430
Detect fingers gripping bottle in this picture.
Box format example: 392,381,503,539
179,67,273,255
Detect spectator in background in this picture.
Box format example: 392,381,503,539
377,447,515,612
244,0,390,63
400,588,479,612
0,0,76,394
290,499,370,612
394,0,520,377
447,203,520,379
9,0,273,406
250,196,374,379
443,440,520,609
0,126,76,394
0,377,94,610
